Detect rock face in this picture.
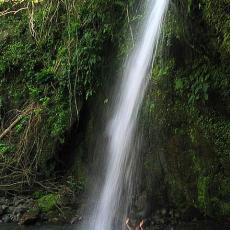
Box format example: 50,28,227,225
0,195,80,225
70,215,82,224
0,196,35,224
18,207,40,225
141,0,230,220
0,206,4,216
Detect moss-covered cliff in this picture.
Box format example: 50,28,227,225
143,0,230,219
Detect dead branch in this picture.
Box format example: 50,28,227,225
0,6,28,17
0,115,23,139
0,105,36,140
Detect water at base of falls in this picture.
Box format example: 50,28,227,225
80,1,169,230
2,221,230,230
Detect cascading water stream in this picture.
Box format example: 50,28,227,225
81,1,169,230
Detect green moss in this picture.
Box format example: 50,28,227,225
37,193,60,212
197,176,210,212
0,0,133,191
221,202,230,216
142,0,230,219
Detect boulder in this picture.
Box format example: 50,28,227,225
19,207,40,225
2,214,12,223
70,215,82,224
181,206,204,221
14,198,25,207
13,205,27,215
0,206,3,216
1,204,8,212
7,206,14,213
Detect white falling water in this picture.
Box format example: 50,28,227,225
82,0,169,230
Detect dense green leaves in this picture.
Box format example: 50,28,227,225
0,0,132,192
143,0,230,218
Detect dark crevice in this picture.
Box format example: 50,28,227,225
48,100,91,175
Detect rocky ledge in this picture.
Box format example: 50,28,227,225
0,196,81,225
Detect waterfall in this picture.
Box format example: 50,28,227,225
81,0,169,230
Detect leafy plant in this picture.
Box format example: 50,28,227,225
0,141,14,155
37,193,60,212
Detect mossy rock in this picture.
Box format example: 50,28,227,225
37,194,60,213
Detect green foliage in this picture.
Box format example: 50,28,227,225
197,176,209,212
178,61,229,105
175,79,183,91
37,193,60,212
201,0,230,57
143,0,230,219
33,191,47,199
0,0,133,192
0,141,14,155
66,176,85,195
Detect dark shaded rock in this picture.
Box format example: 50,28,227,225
46,209,69,224
175,212,180,219
19,207,40,225
25,198,34,205
14,198,25,207
49,217,59,224
70,215,82,224
182,206,204,221
135,191,147,211
13,205,27,215
0,206,3,216
2,214,11,223
40,213,48,221
161,208,167,216
0,198,8,205
1,205,8,212
7,206,14,214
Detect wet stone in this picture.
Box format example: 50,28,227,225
161,209,167,216
2,214,12,223
19,208,40,225
14,198,25,207
13,205,27,215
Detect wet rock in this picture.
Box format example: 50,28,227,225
159,218,165,224
19,207,40,225
16,213,21,222
135,191,147,211
0,206,4,216
13,205,27,215
0,198,8,205
70,215,82,224
182,206,203,221
1,204,8,212
161,208,167,216
192,217,198,222
153,213,161,220
175,212,180,219
14,198,25,207
2,214,12,223
169,210,173,216
8,206,15,213
40,213,48,222
25,198,34,205
49,217,59,224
